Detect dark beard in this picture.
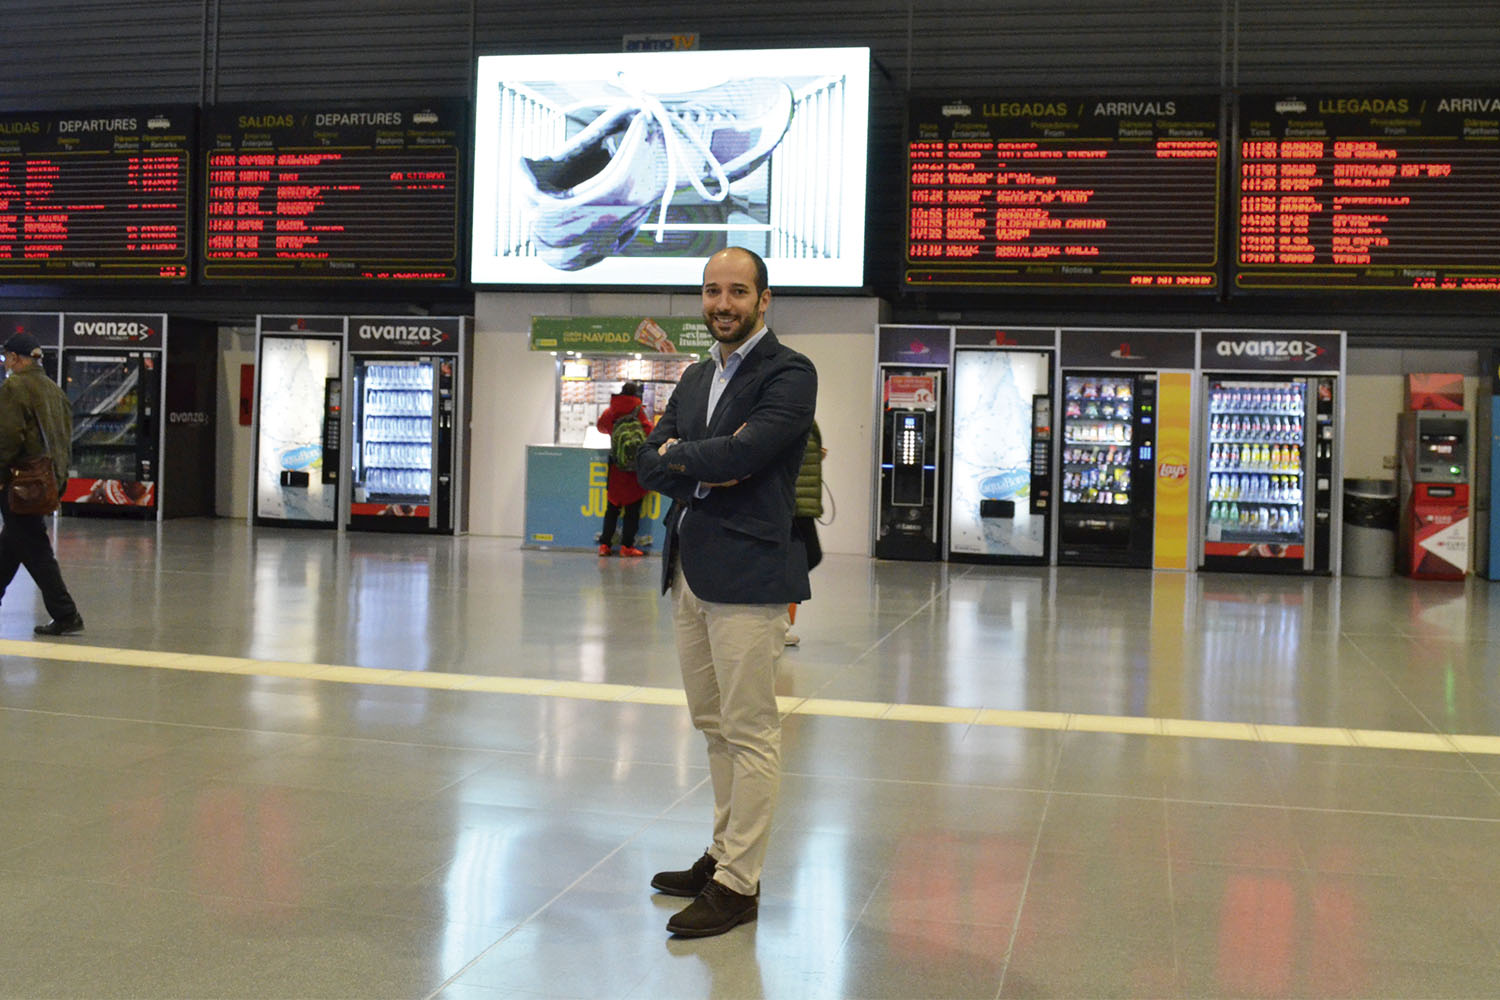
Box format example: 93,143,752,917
706,311,758,346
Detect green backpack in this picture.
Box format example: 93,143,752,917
610,408,646,468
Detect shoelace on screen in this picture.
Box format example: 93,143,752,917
617,79,734,242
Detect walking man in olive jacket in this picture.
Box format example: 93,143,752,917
0,332,83,635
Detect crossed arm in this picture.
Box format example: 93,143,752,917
636,356,816,501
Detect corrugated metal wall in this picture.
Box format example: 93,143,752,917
2,0,1499,338
7,1,1495,109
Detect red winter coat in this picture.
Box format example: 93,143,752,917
596,392,655,506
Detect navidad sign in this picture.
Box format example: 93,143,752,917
530,316,713,355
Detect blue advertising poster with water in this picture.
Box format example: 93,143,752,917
950,350,1049,558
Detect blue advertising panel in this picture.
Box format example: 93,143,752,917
523,445,659,550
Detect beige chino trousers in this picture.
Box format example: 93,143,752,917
671,567,788,897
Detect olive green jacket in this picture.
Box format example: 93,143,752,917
795,420,823,518
0,365,73,492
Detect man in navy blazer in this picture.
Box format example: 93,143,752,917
636,247,816,938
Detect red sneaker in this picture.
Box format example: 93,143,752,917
598,544,613,556
620,546,645,557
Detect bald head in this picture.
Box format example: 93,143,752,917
706,247,769,297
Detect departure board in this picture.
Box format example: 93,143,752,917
201,101,463,282
1234,94,1500,292
905,96,1221,292
0,108,191,281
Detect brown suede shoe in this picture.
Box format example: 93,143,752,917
666,880,758,938
650,852,716,897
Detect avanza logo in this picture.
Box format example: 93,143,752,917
1216,339,1325,361
1158,462,1188,480
356,324,449,345
73,321,156,341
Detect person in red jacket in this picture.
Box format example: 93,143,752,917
596,380,655,556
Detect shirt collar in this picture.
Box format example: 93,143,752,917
710,326,769,372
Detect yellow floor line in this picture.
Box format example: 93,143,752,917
5,638,1499,756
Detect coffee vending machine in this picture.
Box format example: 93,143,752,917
874,326,949,561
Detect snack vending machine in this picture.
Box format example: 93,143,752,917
1057,371,1158,567
58,313,176,518
345,316,472,534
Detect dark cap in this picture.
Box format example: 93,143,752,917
621,381,643,397
2,332,42,358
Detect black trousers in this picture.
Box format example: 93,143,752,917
0,493,79,621
600,499,642,548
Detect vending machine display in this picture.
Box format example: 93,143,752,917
1058,371,1156,566
63,352,158,511
1206,382,1306,547
351,360,435,507
1200,377,1336,573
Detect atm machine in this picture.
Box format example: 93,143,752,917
875,367,942,560
1397,410,1470,579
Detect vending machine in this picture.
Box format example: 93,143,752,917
252,315,346,528
874,325,950,561
875,368,943,560
947,332,1055,564
345,316,472,534
1197,330,1344,575
1057,370,1158,567
1397,410,1470,580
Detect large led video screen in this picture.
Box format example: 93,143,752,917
471,47,870,288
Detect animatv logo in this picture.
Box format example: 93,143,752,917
72,321,157,342
355,324,450,346
1215,339,1325,361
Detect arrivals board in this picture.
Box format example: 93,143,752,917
201,101,463,282
905,96,1222,292
1234,94,1500,292
0,108,192,281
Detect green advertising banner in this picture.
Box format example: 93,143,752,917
530,316,714,355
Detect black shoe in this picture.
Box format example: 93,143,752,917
34,614,84,636
651,852,717,897
666,880,758,938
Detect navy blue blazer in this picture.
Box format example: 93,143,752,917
636,330,817,603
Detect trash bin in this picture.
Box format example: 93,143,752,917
1343,478,1398,577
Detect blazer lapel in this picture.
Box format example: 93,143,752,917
706,331,776,436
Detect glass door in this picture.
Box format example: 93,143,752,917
1061,374,1135,505
1204,378,1308,563
351,358,434,517
63,351,157,509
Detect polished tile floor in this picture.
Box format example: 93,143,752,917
2,516,1500,999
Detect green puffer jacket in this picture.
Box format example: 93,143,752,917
795,420,822,518
0,365,72,492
